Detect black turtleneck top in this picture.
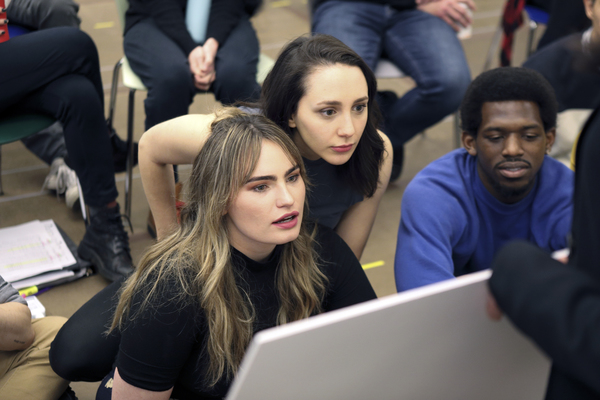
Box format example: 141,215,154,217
115,224,376,399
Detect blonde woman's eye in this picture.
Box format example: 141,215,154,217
253,184,268,192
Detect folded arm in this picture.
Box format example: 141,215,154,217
139,114,216,240
334,130,393,260
394,180,467,292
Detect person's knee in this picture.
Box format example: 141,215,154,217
418,63,471,113
213,63,258,104
40,0,80,28
49,28,98,63
49,320,89,381
149,63,194,98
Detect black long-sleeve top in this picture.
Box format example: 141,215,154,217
115,224,377,399
124,0,261,57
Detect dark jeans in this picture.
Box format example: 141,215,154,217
50,279,122,382
0,27,117,206
312,1,471,148
124,17,261,131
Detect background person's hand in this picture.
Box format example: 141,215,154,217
418,0,476,32
486,289,503,321
189,38,219,91
188,45,206,76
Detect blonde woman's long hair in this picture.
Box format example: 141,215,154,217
111,108,327,386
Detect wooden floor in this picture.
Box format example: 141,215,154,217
0,0,543,397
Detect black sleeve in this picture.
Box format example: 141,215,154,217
489,241,600,395
316,225,377,311
206,0,245,46
115,282,201,391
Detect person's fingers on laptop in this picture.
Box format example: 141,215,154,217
486,290,503,321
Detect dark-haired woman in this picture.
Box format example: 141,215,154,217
140,34,393,261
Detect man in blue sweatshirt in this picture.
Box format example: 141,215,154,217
395,67,574,292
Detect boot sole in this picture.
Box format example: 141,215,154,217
77,244,123,282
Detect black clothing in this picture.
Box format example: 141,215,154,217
0,27,118,207
124,0,259,56
114,225,376,399
312,0,416,13
523,33,600,112
489,106,600,399
526,0,589,50
51,225,376,396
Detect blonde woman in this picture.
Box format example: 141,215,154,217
93,109,376,399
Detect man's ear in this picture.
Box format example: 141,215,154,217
288,115,297,129
545,127,556,154
462,131,477,156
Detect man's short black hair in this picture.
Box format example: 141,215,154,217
460,67,558,137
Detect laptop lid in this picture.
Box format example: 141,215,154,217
226,270,550,400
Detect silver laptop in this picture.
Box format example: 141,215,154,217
226,270,550,400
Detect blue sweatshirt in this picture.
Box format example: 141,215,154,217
395,149,574,292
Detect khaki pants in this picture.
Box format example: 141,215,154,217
0,316,69,400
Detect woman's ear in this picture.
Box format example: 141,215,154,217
288,115,297,129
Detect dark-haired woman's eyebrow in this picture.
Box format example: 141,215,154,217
285,165,300,176
353,96,369,104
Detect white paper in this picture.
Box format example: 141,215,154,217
0,220,77,282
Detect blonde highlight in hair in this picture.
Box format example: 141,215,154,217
111,108,327,386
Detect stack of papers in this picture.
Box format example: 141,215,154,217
0,220,78,288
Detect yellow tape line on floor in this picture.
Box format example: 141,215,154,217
362,260,384,270
94,21,115,29
270,0,291,8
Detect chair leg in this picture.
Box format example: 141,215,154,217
453,112,462,149
0,145,3,196
124,88,136,220
76,177,88,226
527,21,538,58
482,23,504,72
107,59,123,129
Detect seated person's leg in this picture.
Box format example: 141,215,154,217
210,15,261,105
1,28,132,281
124,19,196,131
0,316,69,399
6,0,80,30
50,280,123,382
382,9,471,148
311,0,384,70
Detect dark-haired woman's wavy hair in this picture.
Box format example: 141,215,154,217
259,34,385,198
111,108,327,386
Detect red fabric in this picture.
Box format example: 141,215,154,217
500,0,526,66
0,0,9,43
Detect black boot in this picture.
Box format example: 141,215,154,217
78,204,133,281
